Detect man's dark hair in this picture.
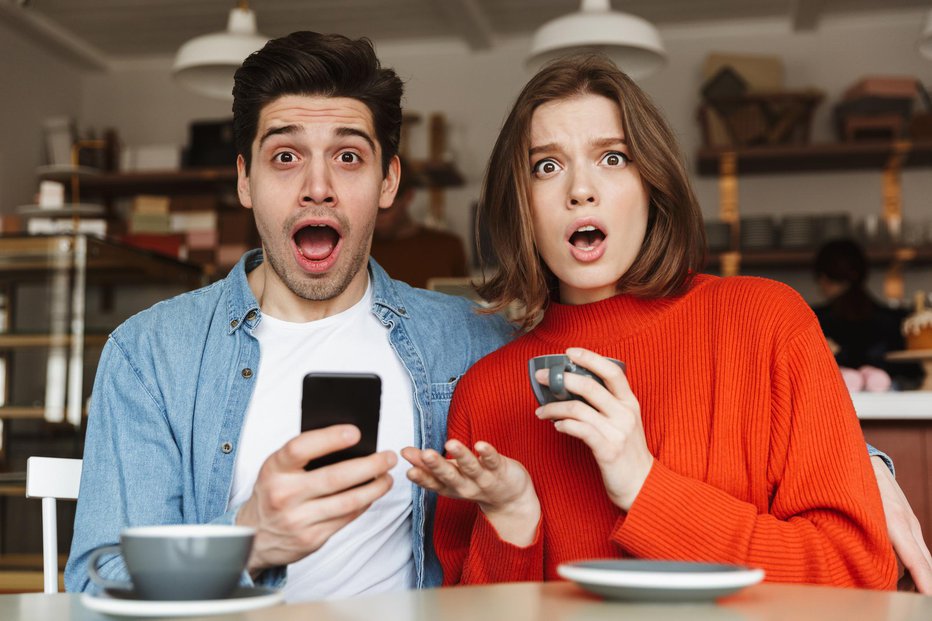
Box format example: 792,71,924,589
232,31,403,174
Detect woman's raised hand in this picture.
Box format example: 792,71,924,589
534,347,654,511
401,441,540,546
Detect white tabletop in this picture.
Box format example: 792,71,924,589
2,581,931,621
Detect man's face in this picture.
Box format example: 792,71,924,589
237,95,398,313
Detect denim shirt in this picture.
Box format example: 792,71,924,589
65,250,514,594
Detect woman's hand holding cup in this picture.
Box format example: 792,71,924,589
533,347,654,511
401,441,540,547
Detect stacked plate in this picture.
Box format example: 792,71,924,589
740,216,777,250
780,215,817,248
705,220,732,252
818,213,851,243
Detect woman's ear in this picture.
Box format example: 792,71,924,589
236,154,253,209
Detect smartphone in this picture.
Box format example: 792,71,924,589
301,372,381,471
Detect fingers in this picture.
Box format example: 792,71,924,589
297,472,394,523
272,425,361,471
304,450,397,498
566,347,635,405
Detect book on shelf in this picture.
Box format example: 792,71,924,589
26,218,107,237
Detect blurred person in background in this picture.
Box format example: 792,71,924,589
812,238,924,392
371,156,468,289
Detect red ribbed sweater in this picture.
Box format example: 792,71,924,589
434,274,896,589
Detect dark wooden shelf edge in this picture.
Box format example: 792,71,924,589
705,246,932,269
696,140,932,176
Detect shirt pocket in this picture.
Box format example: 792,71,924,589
429,374,462,403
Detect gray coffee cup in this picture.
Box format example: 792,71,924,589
528,354,625,405
87,524,255,601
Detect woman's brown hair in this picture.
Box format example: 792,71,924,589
476,54,705,328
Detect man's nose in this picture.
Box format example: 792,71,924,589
299,161,335,206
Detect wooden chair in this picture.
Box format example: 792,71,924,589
24,457,82,593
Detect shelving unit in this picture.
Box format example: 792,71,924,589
697,140,932,297
0,234,202,427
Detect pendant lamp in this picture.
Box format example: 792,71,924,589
527,0,666,79
921,10,932,60
172,1,268,100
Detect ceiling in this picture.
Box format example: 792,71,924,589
3,0,931,66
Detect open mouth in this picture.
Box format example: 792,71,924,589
568,224,606,252
294,224,341,262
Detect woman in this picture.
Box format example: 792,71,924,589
401,55,895,589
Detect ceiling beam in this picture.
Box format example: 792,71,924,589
0,0,109,71
790,0,826,32
434,0,493,50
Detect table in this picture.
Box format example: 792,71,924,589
1,581,930,621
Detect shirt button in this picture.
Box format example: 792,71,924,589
221,442,233,454
246,310,257,321
230,319,239,329
241,368,253,379
398,307,407,316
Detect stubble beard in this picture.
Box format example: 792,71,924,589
261,216,374,302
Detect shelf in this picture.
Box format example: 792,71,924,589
78,167,237,196
696,140,932,176
35,165,102,182
0,406,86,420
0,234,203,288
0,333,108,349
705,246,932,270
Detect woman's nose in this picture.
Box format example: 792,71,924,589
567,167,598,208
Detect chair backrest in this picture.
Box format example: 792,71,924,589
25,457,82,593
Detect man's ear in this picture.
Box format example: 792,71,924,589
378,155,401,210
236,154,253,209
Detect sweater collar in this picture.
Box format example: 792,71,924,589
532,274,714,346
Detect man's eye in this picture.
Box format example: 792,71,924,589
600,151,631,167
339,152,360,163
532,158,560,176
274,152,296,164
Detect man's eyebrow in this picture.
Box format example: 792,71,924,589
336,127,376,153
258,124,301,147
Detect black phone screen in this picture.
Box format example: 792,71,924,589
301,372,381,471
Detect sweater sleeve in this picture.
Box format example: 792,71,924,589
433,372,545,585
612,318,896,589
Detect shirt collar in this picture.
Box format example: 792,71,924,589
225,250,407,335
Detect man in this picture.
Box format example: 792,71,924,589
370,156,468,289
65,31,511,601
66,31,930,598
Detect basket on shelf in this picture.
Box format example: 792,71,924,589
699,90,823,148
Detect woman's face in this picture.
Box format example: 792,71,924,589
528,93,649,305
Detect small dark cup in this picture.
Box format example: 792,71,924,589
87,524,255,601
528,354,625,406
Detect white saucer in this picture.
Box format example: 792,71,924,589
80,586,284,617
557,560,765,602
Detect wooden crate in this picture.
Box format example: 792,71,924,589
699,91,823,148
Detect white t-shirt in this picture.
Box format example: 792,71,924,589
227,280,415,602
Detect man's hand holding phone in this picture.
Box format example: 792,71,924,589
235,424,396,575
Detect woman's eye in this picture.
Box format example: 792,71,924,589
600,151,631,167
273,152,296,164
532,158,561,177
339,152,360,164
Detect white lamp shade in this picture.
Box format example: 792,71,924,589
921,9,932,60
527,0,666,79
172,7,268,100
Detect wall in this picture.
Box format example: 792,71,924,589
58,9,932,301
0,19,84,215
